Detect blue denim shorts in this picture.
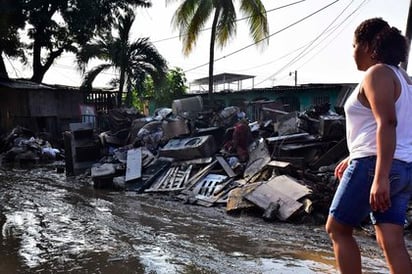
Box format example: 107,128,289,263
329,156,412,226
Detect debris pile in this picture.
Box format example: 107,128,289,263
0,126,63,168
0,95,350,224
61,96,348,225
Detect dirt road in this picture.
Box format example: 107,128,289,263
0,166,404,273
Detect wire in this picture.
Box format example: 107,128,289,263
257,0,353,85
152,0,307,44
235,44,309,72
293,0,371,74
260,0,370,85
183,0,340,73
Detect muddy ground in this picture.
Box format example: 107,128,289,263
0,165,409,274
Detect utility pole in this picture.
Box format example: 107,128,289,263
401,0,412,70
289,70,297,86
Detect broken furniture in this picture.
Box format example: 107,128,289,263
64,122,100,176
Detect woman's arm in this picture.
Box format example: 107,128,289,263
362,64,398,212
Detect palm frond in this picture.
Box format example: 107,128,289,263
240,0,269,46
216,0,236,47
80,63,112,90
172,0,214,55
76,39,112,72
117,10,135,43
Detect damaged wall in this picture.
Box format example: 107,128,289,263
0,79,114,140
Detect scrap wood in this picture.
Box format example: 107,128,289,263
267,160,290,169
226,182,262,212
244,138,271,182
246,166,273,184
243,175,311,221
216,155,236,178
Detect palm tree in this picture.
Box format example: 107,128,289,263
77,11,168,107
167,0,269,103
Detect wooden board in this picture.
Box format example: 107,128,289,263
244,175,310,220
226,183,260,212
125,148,142,182
216,156,236,178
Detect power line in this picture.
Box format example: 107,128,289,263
261,0,370,86
292,0,371,74
235,44,309,72
184,0,339,73
257,0,358,86
152,0,307,44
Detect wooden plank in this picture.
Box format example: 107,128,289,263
267,175,311,201
244,139,271,181
243,176,310,220
226,183,260,212
244,182,302,220
125,148,142,182
267,160,290,168
216,156,236,178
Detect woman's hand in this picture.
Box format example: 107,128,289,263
334,157,349,180
370,177,391,212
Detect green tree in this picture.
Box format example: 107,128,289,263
145,67,188,108
77,10,168,107
0,0,26,79
167,0,269,103
1,0,151,83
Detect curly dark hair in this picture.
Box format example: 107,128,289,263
354,17,408,66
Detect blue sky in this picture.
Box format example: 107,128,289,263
7,0,411,89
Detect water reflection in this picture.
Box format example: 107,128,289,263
0,167,392,273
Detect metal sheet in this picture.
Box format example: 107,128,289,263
125,148,142,182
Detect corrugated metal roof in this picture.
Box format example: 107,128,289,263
0,78,55,90
191,73,255,85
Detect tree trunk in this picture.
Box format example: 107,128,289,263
31,48,64,83
31,33,65,83
31,38,44,83
118,66,126,107
0,51,9,79
208,7,220,107
401,1,412,70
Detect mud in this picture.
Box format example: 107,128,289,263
0,166,406,273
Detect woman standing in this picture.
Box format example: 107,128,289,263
326,18,412,274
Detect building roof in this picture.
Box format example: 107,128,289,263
0,78,55,90
0,78,115,92
191,73,255,85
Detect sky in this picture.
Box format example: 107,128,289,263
5,0,412,91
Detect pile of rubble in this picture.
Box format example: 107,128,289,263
0,96,348,224
63,96,348,224
0,126,64,168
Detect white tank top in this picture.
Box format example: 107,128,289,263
344,65,412,162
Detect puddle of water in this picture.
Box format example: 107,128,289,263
0,167,396,273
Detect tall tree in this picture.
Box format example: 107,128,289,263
143,67,188,108
77,11,168,107
0,0,26,79
1,0,151,83
167,0,269,103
